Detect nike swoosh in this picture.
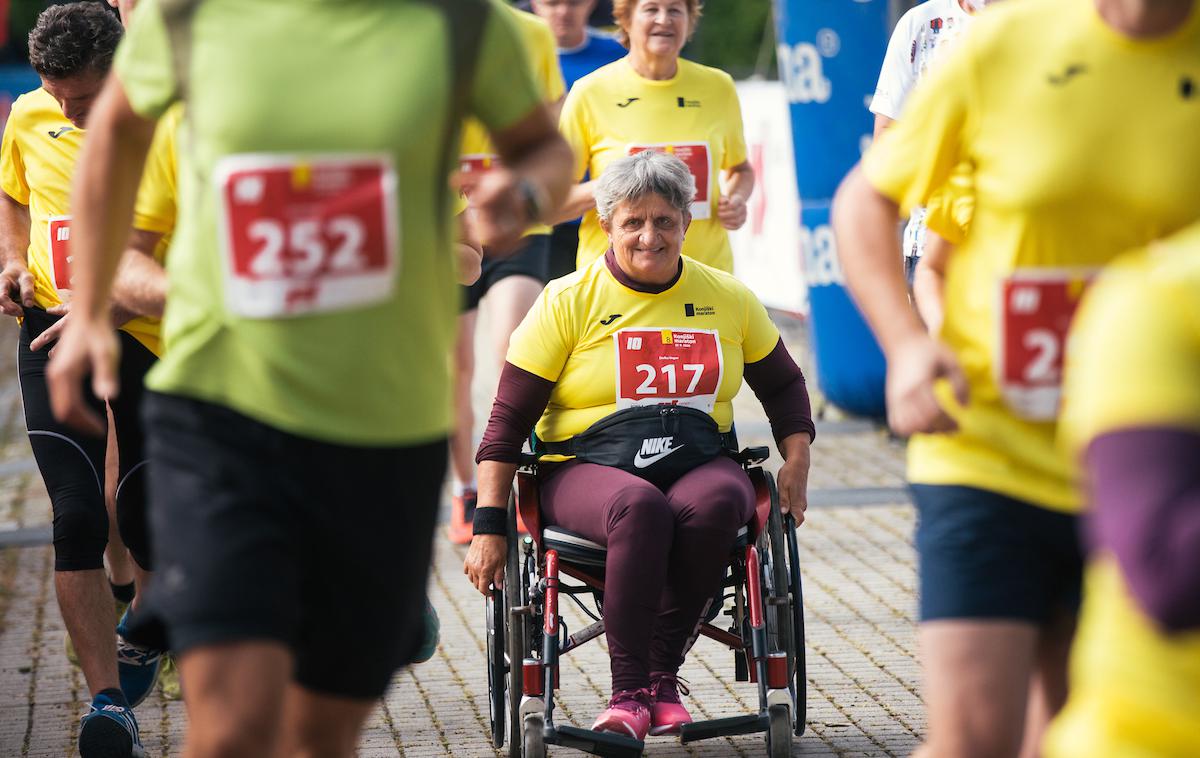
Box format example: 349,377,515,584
633,444,685,469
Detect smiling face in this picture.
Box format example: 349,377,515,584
627,0,690,60
601,193,691,285
41,71,106,129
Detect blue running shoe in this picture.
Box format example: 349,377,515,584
79,693,145,758
412,600,440,664
116,609,162,708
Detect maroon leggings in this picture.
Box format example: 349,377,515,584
541,455,755,694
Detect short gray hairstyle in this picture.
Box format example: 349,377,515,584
594,150,697,222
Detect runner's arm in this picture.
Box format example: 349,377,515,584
548,180,597,225
0,193,33,315
913,232,951,334
718,160,755,231
873,114,895,141
111,229,167,319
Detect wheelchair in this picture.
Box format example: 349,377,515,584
484,444,806,757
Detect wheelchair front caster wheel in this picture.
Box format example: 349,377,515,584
522,715,545,758
767,703,792,758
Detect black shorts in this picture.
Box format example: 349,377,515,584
462,233,549,312
547,222,580,282
19,308,157,571
141,392,447,699
912,484,1084,623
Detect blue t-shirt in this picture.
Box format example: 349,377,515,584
559,29,626,92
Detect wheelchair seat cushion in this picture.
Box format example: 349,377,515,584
541,524,749,569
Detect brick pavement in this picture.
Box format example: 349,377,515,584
0,315,927,757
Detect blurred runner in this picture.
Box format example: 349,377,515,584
531,0,626,280
0,2,177,754
870,0,988,288
832,0,1200,754
448,3,566,544
554,0,753,274
48,1,571,756
1043,224,1200,758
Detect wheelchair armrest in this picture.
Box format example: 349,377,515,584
736,446,770,466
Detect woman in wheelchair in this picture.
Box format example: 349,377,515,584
464,150,815,741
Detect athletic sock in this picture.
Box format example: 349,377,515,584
96,687,130,709
110,580,136,605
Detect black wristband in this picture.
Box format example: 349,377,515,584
472,506,508,536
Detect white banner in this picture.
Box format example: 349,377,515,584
730,80,807,315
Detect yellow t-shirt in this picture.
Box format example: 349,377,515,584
0,89,178,355
459,3,564,237
1045,230,1200,756
862,0,1200,512
559,57,748,273
507,254,779,443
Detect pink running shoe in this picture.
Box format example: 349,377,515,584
649,672,693,735
591,688,651,741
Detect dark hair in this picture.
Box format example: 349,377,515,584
28,2,124,80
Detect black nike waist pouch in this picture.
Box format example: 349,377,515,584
539,404,729,490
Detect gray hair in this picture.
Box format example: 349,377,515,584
594,150,697,222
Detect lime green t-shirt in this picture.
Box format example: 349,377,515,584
115,0,542,445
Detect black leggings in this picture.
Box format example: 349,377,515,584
19,308,157,571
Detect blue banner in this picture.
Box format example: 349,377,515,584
776,0,889,418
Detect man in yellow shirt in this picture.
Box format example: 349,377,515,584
831,0,1200,754
448,2,567,543
1044,226,1200,758
0,3,177,755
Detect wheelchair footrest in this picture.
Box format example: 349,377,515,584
679,714,769,743
547,724,645,758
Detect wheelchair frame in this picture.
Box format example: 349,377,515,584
484,447,807,757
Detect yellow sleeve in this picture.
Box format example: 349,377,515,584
0,109,29,205
742,284,781,363
861,35,977,217
114,0,179,119
506,285,577,382
923,168,974,245
132,105,180,237
721,74,748,168
558,86,592,183
1061,250,1200,454
470,3,544,136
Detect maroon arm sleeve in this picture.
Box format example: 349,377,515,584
1086,428,1200,633
742,338,816,448
475,362,555,464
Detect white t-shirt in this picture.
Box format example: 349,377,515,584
871,0,976,258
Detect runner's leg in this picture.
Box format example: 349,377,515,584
484,274,543,375
275,687,376,758
102,410,134,590
177,642,291,757
1018,609,1075,758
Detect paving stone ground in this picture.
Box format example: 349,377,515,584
0,312,926,757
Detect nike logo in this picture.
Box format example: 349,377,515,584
616,98,639,108
633,437,685,468
1047,64,1087,86
47,126,74,139
599,314,622,325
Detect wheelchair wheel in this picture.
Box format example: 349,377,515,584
486,584,507,748
505,497,526,758
522,714,546,758
767,703,792,758
784,512,808,736
762,473,794,672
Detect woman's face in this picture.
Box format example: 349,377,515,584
602,193,690,285
627,0,690,60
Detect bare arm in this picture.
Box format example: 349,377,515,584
111,229,167,318
0,193,33,316
46,75,157,433
912,231,951,335
469,105,574,250
717,160,755,231
831,165,967,436
547,180,597,225
872,113,895,142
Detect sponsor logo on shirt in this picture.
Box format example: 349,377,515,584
930,17,943,33
47,126,73,139
1047,64,1087,86
616,97,640,108
683,303,715,317
676,97,701,108
599,313,622,325
1181,77,1196,99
